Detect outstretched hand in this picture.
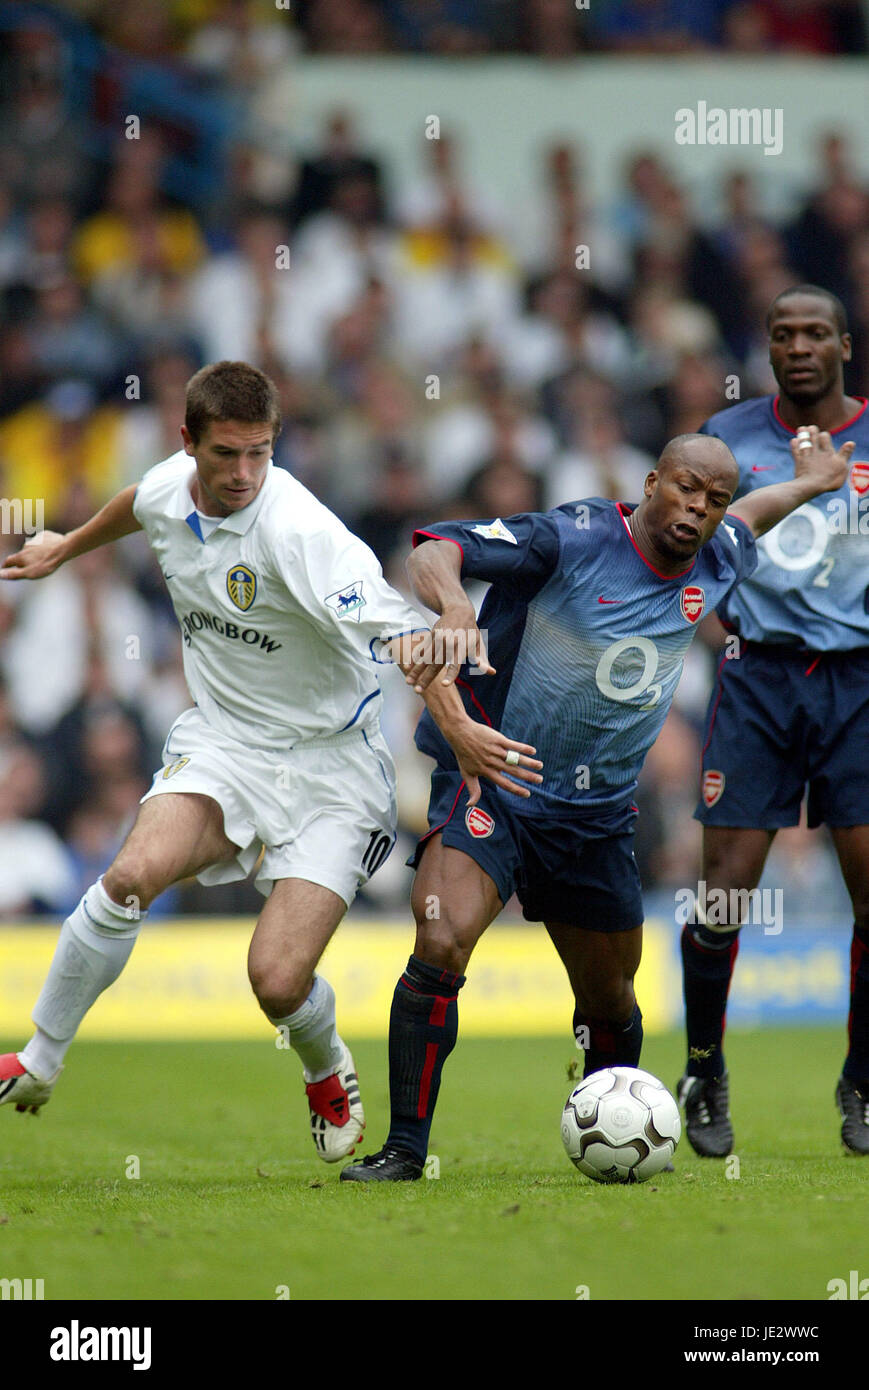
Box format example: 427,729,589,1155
790,423,855,495
0,531,67,581
449,720,543,806
401,607,494,693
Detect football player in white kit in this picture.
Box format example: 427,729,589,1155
0,361,541,1163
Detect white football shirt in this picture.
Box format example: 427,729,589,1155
132,452,427,751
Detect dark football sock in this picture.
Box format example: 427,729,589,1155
681,920,740,1079
573,1002,643,1076
844,925,869,1084
386,954,465,1164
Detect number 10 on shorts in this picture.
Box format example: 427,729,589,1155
361,830,392,877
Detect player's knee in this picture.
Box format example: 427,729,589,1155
574,973,635,1023
412,908,483,975
702,842,765,895
248,957,311,1018
102,858,161,912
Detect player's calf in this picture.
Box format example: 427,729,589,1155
570,960,643,1077
9,880,144,1101
680,918,741,1083
573,1002,644,1077
266,975,365,1162
340,954,466,1182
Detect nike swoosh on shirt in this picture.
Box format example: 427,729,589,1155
751,465,775,471
597,597,621,604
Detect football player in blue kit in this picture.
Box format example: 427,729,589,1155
341,422,855,1181
677,285,869,1158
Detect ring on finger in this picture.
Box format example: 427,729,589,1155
504,750,520,767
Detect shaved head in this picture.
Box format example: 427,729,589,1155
657,434,739,491
628,432,741,572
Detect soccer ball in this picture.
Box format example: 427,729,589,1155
561,1066,681,1184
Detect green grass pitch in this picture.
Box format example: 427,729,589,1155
1,1028,867,1302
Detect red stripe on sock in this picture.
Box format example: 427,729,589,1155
418,1042,438,1118
401,976,457,1004
429,995,449,1027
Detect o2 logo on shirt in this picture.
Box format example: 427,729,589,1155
760,504,842,589
761,504,829,572
595,637,664,709
227,564,257,612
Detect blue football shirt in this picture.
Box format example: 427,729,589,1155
701,395,869,649
413,499,757,818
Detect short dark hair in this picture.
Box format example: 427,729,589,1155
184,361,282,444
766,285,849,336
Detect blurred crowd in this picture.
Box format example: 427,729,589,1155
28,0,869,57
0,3,865,918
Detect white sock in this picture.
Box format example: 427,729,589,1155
20,879,145,1078
270,975,343,1084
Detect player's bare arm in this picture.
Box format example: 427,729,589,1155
0,485,142,581
419,676,542,805
383,539,542,801
383,625,543,803
729,425,856,537
403,538,493,691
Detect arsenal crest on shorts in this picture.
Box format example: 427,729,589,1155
850,460,869,495
465,805,495,839
702,769,725,807
680,585,705,624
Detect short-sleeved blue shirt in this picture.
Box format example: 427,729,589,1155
414,498,757,818
701,396,869,649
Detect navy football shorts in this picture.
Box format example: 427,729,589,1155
696,644,869,830
408,770,644,932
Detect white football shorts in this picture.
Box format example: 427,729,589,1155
140,706,397,906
